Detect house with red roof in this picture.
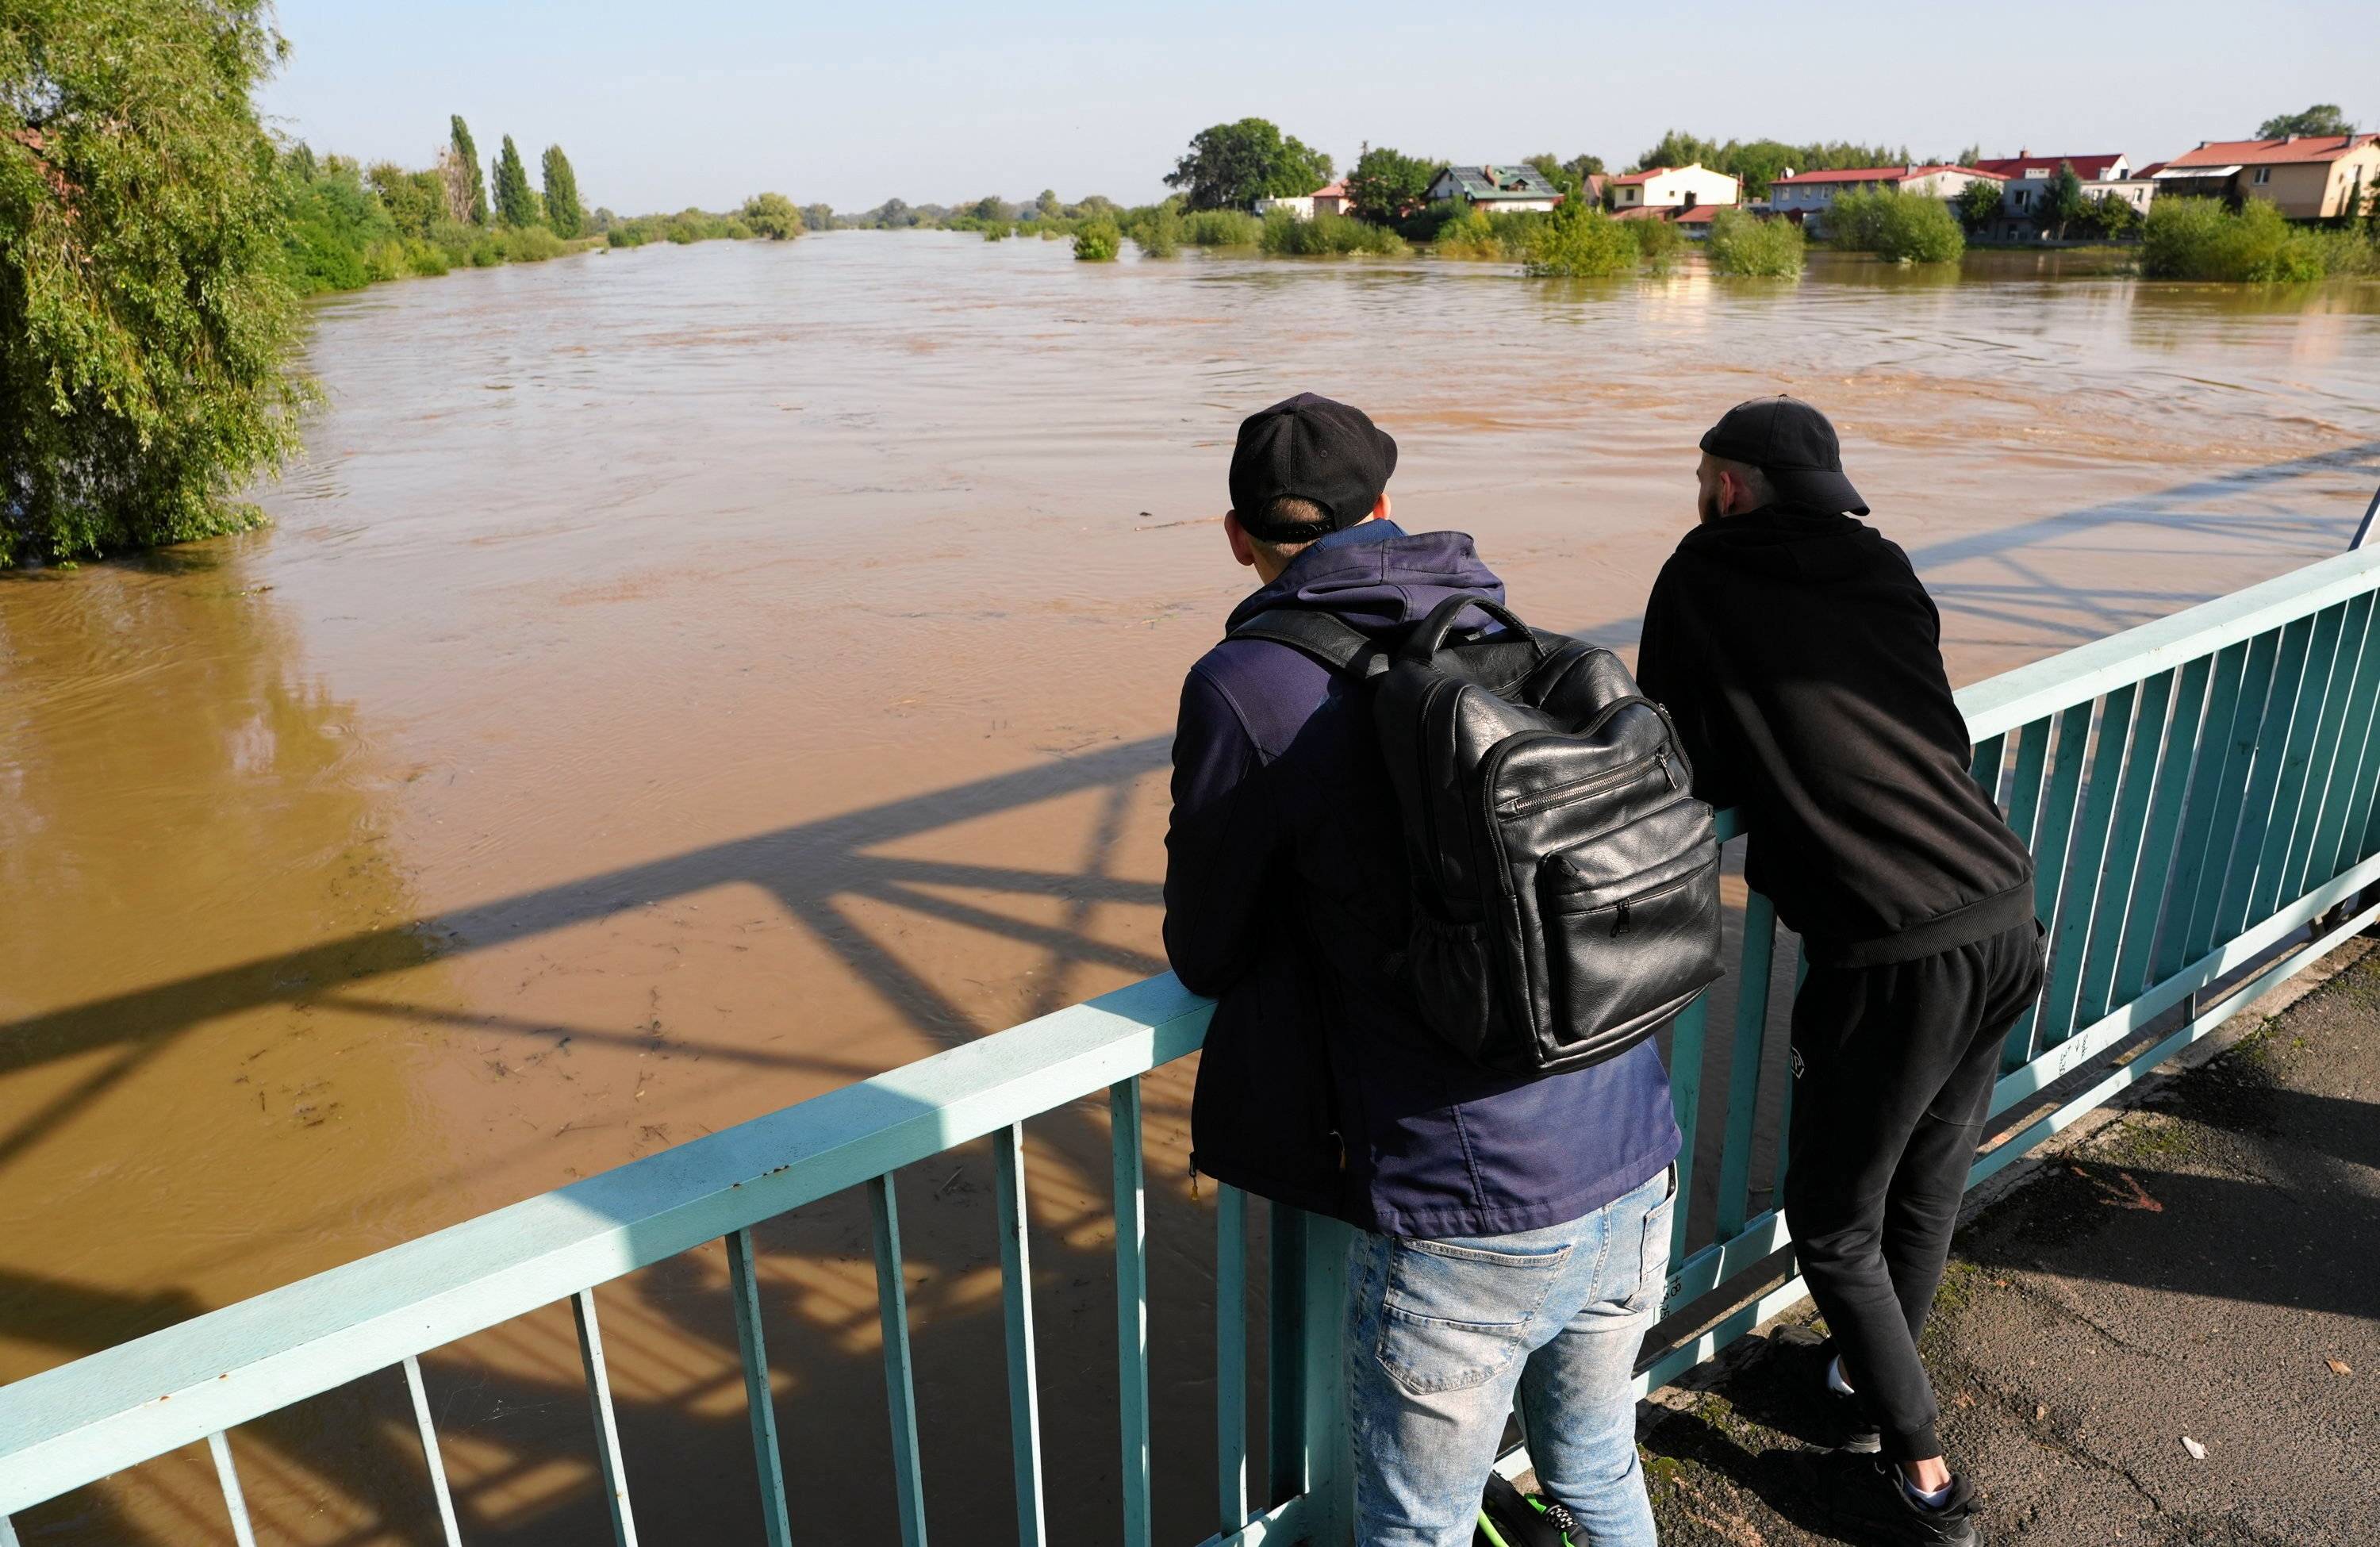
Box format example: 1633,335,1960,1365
2149,135,2380,221
1610,163,1741,215
1768,164,2004,236
1967,151,2155,241
1255,180,1353,221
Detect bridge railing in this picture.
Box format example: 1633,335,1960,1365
9,543,2380,1546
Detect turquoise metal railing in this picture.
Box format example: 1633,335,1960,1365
8,543,2380,1545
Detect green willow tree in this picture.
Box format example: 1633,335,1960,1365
449,113,489,224
540,144,584,237
492,135,537,226
2,0,313,566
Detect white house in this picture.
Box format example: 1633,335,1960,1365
1255,180,1353,221
1768,164,2006,236
1971,152,2153,240
1422,164,1564,213
1609,163,1741,213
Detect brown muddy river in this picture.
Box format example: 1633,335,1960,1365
5,233,2378,1544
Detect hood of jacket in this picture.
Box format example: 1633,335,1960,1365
1675,503,1896,585
1223,520,1505,638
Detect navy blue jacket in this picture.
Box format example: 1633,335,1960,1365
1165,522,1680,1239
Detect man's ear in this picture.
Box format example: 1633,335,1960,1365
1223,510,1257,569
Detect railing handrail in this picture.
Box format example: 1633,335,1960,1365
0,977,1212,1511
10,533,2380,1515
1956,542,2380,740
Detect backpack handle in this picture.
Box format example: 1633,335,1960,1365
1401,595,1545,665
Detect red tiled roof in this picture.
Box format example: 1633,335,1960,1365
1971,152,2127,180
1612,167,1669,185
1772,164,2005,186
1311,181,1348,198
2164,134,2378,168
2133,160,2167,179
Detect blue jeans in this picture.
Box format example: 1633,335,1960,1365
1347,1166,1675,1547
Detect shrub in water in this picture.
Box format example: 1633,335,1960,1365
1258,209,1406,256
1180,209,1261,245
1138,205,1183,258
1826,188,1964,263
1074,217,1123,261
1628,216,1685,272
1706,208,1806,277
2141,198,2374,282
1434,208,1505,260
1521,204,1637,277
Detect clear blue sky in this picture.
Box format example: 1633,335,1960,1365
258,1,2376,214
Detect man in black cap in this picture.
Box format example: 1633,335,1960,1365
1634,397,2042,1546
1168,393,1682,1546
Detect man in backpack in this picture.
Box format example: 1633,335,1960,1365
1634,397,2044,1547
1166,393,1683,1547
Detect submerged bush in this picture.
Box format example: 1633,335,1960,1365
1433,207,1507,259
1074,217,1122,261
1138,204,1183,257
1181,209,1261,245
2141,198,2375,282
1628,216,1685,272
1825,188,1964,263
1521,205,1637,277
1258,209,1406,256
1706,208,1806,276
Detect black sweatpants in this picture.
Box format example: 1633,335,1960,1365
1781,920,2045,1463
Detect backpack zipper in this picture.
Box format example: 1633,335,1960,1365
1497,752,1674,818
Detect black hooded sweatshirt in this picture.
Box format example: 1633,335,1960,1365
1635,505,2033,967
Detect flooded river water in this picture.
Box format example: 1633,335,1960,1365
5,232,2378,1543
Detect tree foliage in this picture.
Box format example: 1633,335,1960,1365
1705,208,1806,276
1073,216,1121,261
739,191,800,240
493,134,537,226
1,0,313,566
2039,160,2089,240
1165,118,1334,210
2255,105,2355,140
1955,178,2005,234
1825,188,1965,263
540,144,584,237
2143,197,2375,281
1520,202,1638,278
449,114,489,224
1345,142,1439,225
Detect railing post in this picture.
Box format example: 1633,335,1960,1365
1295,1209,1355,1545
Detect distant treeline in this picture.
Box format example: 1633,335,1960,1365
282,114,802,296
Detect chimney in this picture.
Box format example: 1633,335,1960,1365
1781,167,1795,180
2018,145,2029,157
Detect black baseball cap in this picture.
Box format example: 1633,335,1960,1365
1228,393,1399,542
1699,397,1868,516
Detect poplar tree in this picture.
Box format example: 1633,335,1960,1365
540,144,584,238
449,113,489,224
493,135,536,226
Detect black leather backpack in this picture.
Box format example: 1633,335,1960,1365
1229,594,1721,1074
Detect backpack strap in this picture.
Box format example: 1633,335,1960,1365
1226,608,1391,679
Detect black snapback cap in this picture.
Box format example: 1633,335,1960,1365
1228,393,1399,542
1700,396,1868,516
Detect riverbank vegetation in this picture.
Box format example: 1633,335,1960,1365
2142,198,2378,282
1706,209,1807,275
2,0,309,566
1259,208,1405,256
1826,188,1966,263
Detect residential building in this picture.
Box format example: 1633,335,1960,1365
1311,180,1353,217
1255,181,1353,221
2149,135,2380,221
1609,163,1741,213
1422,164,1565,213
1969,152,2155,240
1768,164,2006,236
1581,173,1608,207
